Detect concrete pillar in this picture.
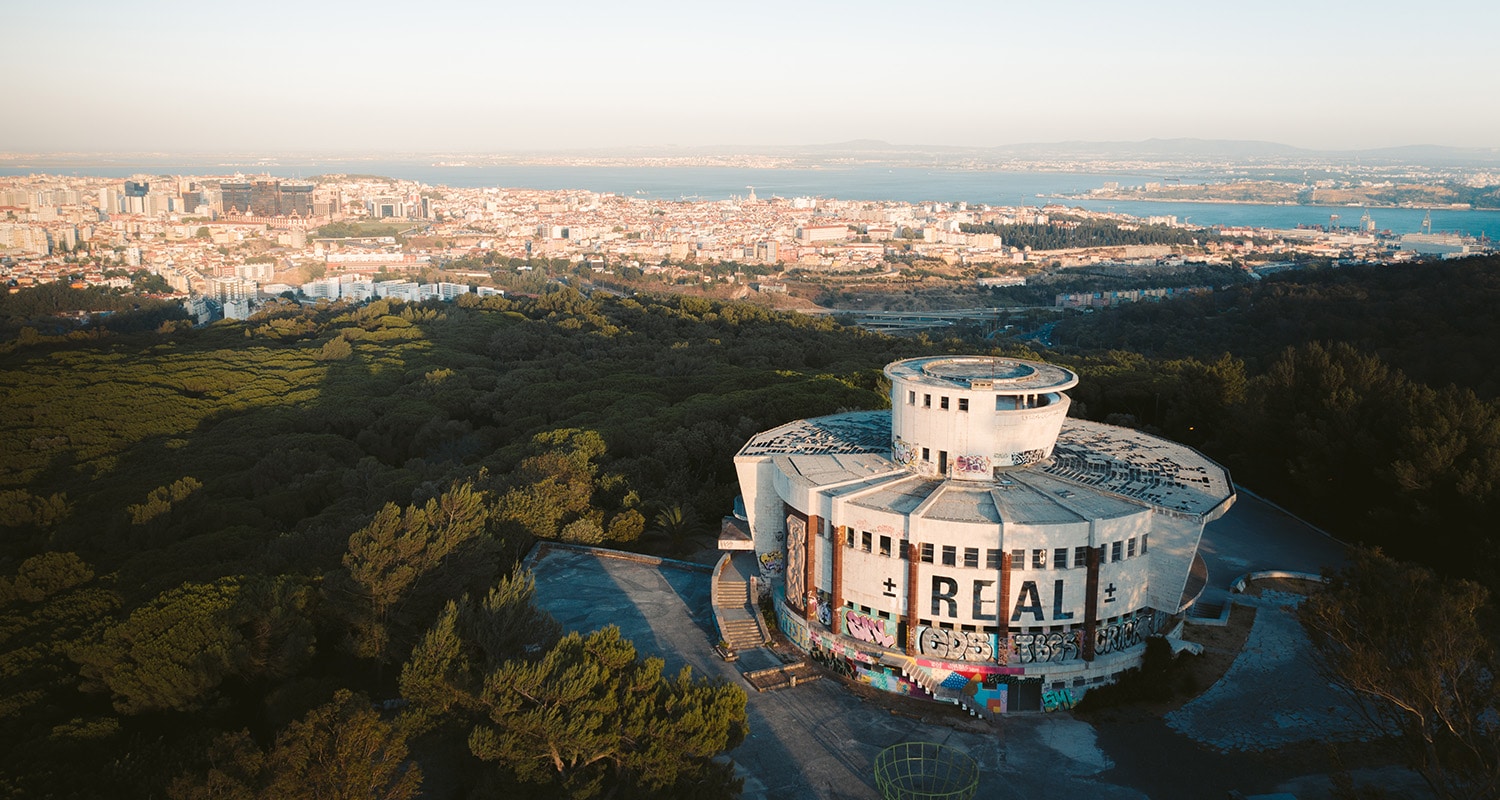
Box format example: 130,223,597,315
999,549,1012,636
831,525,845,635
905,541,919,656
1083,545,1101,662
805,513,820,623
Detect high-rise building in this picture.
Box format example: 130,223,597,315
124,181,149,198
249,181,279,216
278,184,314,216
220,182,253,214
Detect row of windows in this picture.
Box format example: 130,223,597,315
1006,537,1149,570
908,390,1048,413
836,530,1147,569
907,390,972,411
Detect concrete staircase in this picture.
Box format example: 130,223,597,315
890,655,992,721
714,577,751,607
719,612,765,651
712,553,767,652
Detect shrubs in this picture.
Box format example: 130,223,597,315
1073,637,1199,711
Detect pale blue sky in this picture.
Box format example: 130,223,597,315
5,0,1497,153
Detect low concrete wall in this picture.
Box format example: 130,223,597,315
1230,570,1329,595
523,541,715,574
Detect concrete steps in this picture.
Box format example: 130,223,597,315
721,617,764,650
714,580,750,607
891,655,991,721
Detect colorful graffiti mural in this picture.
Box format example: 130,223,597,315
777,597,1081,714
1042,688,1075,712
856,665,921,696
758,549,784,576
844,609,896,649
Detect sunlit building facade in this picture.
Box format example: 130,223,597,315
731,355,1235,714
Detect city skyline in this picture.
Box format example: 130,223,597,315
7,0,1499,154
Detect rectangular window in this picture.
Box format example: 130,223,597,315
844,528,854,548
1111,541,1123,563
920,543,934,563
899,539,910,560
907,390,916,405
921,447,930,461
879,535,892,557
861,530,872,552
963,547,979,568
923,394,931,408
1032,549,1047,569
1074,546,1088,568
940,396,950,410
1011,548,1026,569
986,549,1001,569
1054,548,1069,569
941,545,957,566
1140,534,1148,554
958,398,969,412
1127,538,1136,558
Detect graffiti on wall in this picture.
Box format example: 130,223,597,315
954,454,992,478
916,627,1002,663
857,664,920,696
1009,449,1046,467
785,515,805,608
844,609,896,649
1011,631,1082,664
778,606,810,651
758,549,784,576
1042,688,1075,712
891,437,917,468
972,680,1008,715
1010,612,1164,664
1093,611,1162,656
812,590,833,626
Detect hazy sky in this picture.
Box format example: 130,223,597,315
6,0,1498,153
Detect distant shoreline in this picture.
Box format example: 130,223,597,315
1048,194,1499,213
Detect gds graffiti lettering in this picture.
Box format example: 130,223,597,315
916,627,997,662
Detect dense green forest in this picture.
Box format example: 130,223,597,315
0,280,188,336
1051,256,1500,585
981,263,1252,307
3,257,1500,796
959,217,1213,249
0,289,924,798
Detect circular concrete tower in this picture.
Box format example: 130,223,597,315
885,356,1079,480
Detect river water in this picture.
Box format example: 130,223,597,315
4,162,1496,237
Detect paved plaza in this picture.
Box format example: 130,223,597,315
527,491,1428,800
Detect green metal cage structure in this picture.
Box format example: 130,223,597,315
872,741,980,800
